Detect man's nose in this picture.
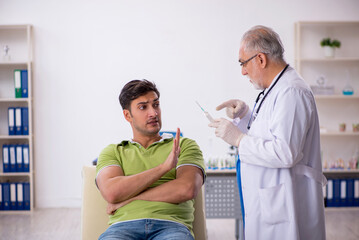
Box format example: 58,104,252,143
241,67,247,75
148,107,158,117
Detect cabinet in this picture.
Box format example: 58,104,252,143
0,25,33,212
295,22,359,206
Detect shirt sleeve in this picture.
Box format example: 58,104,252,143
176,138,206,182
96,144,122,178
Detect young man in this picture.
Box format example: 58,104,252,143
96,79,205,240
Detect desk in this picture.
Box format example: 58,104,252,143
205,170,243,240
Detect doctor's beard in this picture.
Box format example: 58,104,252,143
249,78,264,90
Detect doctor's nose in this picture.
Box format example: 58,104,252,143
241,67,248,76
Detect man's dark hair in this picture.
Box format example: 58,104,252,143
119,79,160,110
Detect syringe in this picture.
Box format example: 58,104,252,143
196,101,214,123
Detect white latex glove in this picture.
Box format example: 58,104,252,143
216,99,249,119
208,118,245,147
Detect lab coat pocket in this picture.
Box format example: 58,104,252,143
258,183,289,225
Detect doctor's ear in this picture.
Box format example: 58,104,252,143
258,53,267,68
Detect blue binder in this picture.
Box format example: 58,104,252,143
21,107,29,135
21,70,28,98
22,144,30,172
326,179,334,207
23,182,30,210
0,183,3,210
16,145,23,172
347,179,354,207
8,107,15,135
333,179,341,207
15,107,22,135
9,145,17,172
0,183,2,210
17,183,24,210
2,144,10,173
2,183,10,211
10,183,17,210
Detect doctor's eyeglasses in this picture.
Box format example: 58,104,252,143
238,53,258,67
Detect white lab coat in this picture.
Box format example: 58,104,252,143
234,66,326,240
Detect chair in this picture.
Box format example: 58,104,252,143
81,165,208,240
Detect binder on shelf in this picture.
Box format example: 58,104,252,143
323,185,327,207
333,179,341,207
22,144,30,172
2,183,10,210
21,107,29,135
9,145,16,172
17,183,24,210
340,179,347,206
21,70,28,98
347,179,354,207
355,179,359,207
16,145,23,172
326,179,334,207
14,69,22,98
2,144,10,173
23,182,30,210
0,183,3,210
15,107,22,135
8,107,15,135
10,183,17,210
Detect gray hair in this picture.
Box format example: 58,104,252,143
241,25,285,64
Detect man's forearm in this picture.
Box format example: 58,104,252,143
100,163,171,203
130,167,202,204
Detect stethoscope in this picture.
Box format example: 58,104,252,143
247,64,289,130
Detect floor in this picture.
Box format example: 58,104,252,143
0,208,358,240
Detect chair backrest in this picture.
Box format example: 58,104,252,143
81,165,207,240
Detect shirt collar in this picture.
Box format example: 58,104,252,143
263,65,290,95
119,133,174,146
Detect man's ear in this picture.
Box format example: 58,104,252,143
258,53,267,68
123,109,132,123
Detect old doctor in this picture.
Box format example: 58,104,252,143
209,25,327,240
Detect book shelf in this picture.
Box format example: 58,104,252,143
295,21,359,172
0,25,34,213
295,21,359,207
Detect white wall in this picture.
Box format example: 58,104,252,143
1,0,358,208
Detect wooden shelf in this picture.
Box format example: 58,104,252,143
0,172,31,177
0,62,28,66
0,135,31,140
0,98,30,103
206,169,236,174
0,210,31,214
298,57,359,62
320,131,359,136
323,169,359,174
314,95,359,100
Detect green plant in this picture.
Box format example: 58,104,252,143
320,38,341,48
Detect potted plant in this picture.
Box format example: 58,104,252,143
320,38,341,58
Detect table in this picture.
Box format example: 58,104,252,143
204,170,243,240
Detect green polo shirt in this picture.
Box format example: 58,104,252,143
96,135,205,236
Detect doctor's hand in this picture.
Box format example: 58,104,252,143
216,99,249,119
208,118,245,147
